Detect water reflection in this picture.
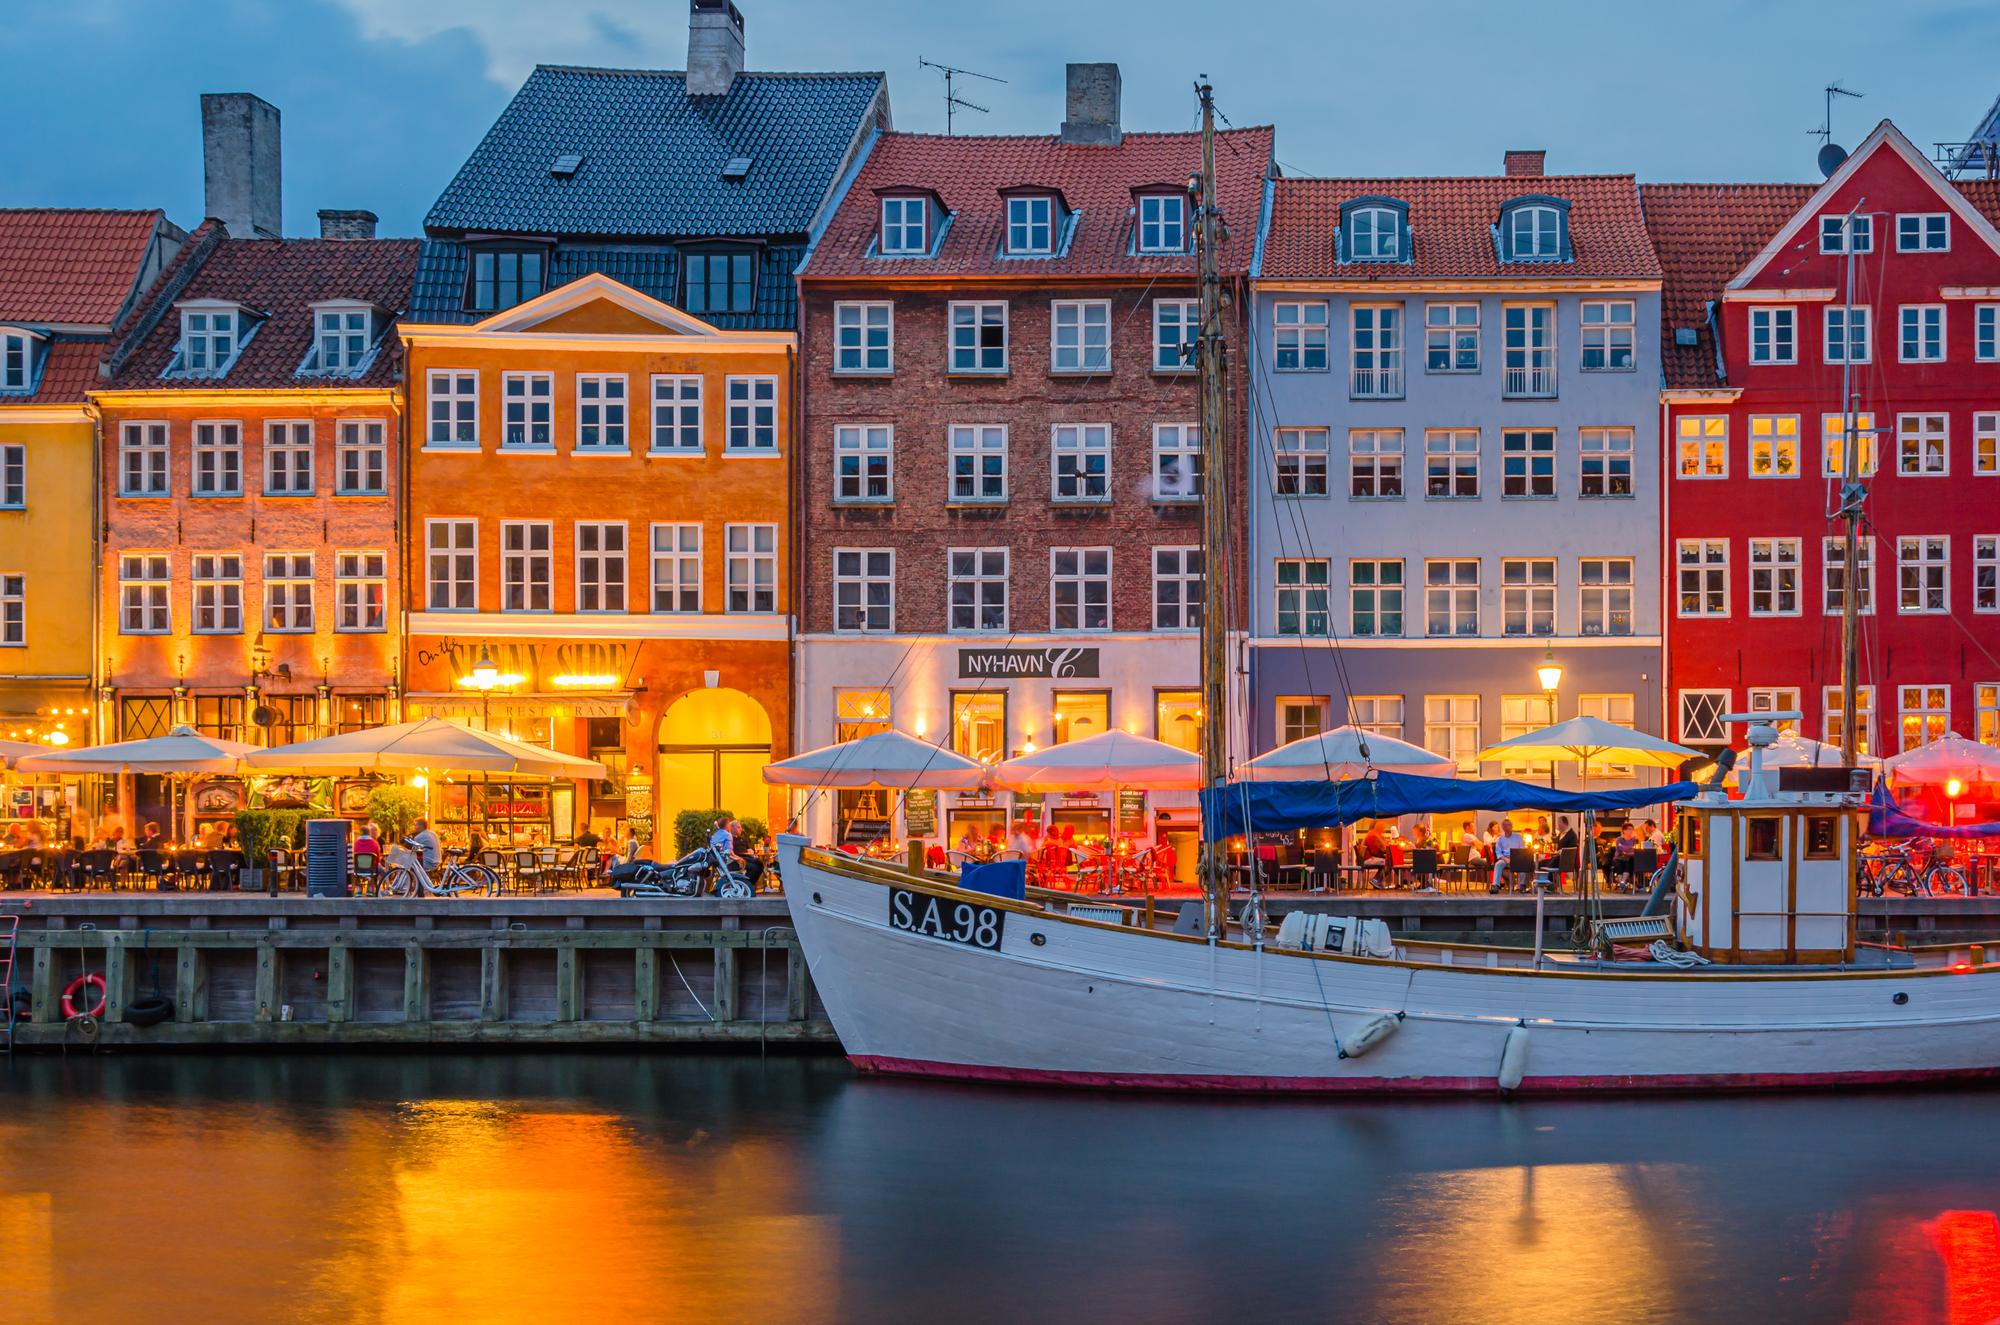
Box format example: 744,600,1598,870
0,1056,1995,1324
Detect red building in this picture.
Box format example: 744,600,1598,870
1651,121,2000,757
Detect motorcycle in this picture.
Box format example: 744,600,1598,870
611,843,756,900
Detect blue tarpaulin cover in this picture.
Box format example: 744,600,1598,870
1201,771,1702,840
1868,785,2000,839
958,859,1028,900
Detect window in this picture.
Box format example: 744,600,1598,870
1274,428,1329,496
1824,305,1871,364
650,376,702,453
576,523,627,612
1579,559,1633,636
725,377,777,453
1051,300,1111,373
335,551,387,632
1747,538,1801,616
1505,204,1563,260
650,524,701,613
1981,305,1998,362
1978,536,2000,613
0,444,21,509
1425,302,1480,373
1676,415,1727,478
1424,429,1478,498
119,422,168,496
1274,302,1328,371
1822,537,1874,616
725,524,777,613
1900,306,1945,362
1819,214,1873,254
1156,690,1201,752
1501,558,1556,636
426,519,477,611
500,522,552,612
880,197,929,255
575,375,627,451
1502,304,1555,396
0,574,22,646
1897,213,1949,252
1006,195,1055,255
1746,688,1802,735
1898,412,1948,475
1275,559,1331,637
1900,685,1951,752
1349,429,1404,498
1898,535,1949,614
1152,424,1202,501
0,330,30,391
1153,298,1198,371
1677,539,1728,617
1500,427,1558,498
1580,300,1635,370
1679,690,1731,745
1278,698,1329,747
1350,696,1405,741
336,420,386,494
1822,684,1875,755
1495,696,1549,776
684,249,754,315
191,421,242,497
191,553,243,634
191,695,245,746
314,306,372,373
1051,424,1111,503
1425,559,1479,637
1051,548,1112,632
263,421,313,495
1052,691,1111,744
1749,306,1796,364
427,370,478,448
1425,695,1481,775
118,554,169,633
1350,304,1404,398
1981,684,2000,746
502,373,553,449
1347,205,1402,261
948,424,1007,502
951,692,1005,763
467,248,544,311
1977,412,2000,475
263,552,314,633
1349,559,1403,637
1153,547,1203,630
949,302,1008,373
1746,415,1800,478
1821,412,1878,477
176,307,238,375
1577,694,1637,776
1578,427,1633,496
1138,193,1186,253
834,302,893,373
833,550,894,631
948,548,1008,632
833,424,894,502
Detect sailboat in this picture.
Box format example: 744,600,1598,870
778,86,2000,1095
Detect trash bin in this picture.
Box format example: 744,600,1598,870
304,817,351,897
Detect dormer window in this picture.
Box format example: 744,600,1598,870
172,303,249,378
1340,198,1409,264
1137,193,1187,253
311,302,376,375
1498,198,1569,263
880,196,929,255
1006,195,1055,255
0,328,39,393
683,246,756,314
465,245,547,313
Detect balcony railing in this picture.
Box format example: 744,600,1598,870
1503,363,1557,398
1349,364,1405,399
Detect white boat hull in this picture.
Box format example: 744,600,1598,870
781,839,2000,1094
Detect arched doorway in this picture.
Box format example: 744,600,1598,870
656,687,773,828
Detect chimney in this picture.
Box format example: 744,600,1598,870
318,209,378,241
1504,149,1546,178
687,0,746,97
1059,63,1122,147
201,93,282,238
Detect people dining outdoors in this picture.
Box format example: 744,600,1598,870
1360,820,1394,886
1609,821,1640,887
1489,818,1527,892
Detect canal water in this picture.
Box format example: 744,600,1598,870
0,1054,1993,1324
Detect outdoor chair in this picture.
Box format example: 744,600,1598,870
1308,846,1340,892
135,848,175,891
352,850,379,895
1499,847,1537,892
205,850,243,892
1410,847,1442,890
1628,848,1660,893
79,849,117,891
554,848,582,890
513,850,543,892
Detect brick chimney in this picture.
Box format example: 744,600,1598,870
687,0,745,97
317,209,377,241
1504,149,1546,178
1059,63,1122,147
202,93,282,238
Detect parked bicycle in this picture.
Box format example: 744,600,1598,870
379,843,501,899
1859,837,1971,897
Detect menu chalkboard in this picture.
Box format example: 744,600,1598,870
1116,789,1148,834
904,789,938,838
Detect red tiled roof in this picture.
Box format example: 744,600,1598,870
1639,183,1815,389
25,341,111,405
1260,174,1662,281
0,209,166,326
107,237,420,391
803,127,1274,280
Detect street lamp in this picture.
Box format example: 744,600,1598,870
1536,644,1563,789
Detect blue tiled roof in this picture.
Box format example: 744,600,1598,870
408,239,803,330
424,66,884,239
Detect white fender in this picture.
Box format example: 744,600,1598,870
1498,1025,1531,1092
1342,1013,1400,1059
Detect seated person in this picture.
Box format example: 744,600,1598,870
1359,821,1394,886
1489,818,1528,892
924,840,949,870
1609,823,1640,885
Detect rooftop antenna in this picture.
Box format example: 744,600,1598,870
1810,82,1864,177
918,56,1005,136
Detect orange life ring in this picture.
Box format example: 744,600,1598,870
61,973,107,1020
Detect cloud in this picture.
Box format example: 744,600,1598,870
334,0,680,85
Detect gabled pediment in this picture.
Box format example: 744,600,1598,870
468,273,724,337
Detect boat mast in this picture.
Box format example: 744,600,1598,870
1837,203,1863,765
1194,81,1232,927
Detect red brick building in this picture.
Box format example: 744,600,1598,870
794,63,1270,848
1649,121,2000,758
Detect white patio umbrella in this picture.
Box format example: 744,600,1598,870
1880,731,2000,786
0,738,55,770
989,730,1202,792
242,716,605,778
762,728,988,790
1240,725,1454,782
1476,714,1700,774
1724,731,1878,785
15,725,256,775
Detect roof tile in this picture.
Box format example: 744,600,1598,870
0,208,165,326
1639,183,1815,389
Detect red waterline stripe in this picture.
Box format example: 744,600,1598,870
848,1055,2000,1096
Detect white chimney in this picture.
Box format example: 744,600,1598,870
201,92,282,239
1059,63,1122,147
687,0,746,97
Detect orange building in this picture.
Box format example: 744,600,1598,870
398,276,793,851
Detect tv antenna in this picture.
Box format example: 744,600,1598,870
919,57,1006,135
1809,81,1864,148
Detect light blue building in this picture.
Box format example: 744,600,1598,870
1244,152,1666,789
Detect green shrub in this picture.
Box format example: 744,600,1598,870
671,810,768,856
366,785,426,842
233,808,310,862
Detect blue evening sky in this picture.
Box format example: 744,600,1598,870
2,0,1995,237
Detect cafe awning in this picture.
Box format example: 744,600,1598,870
243,717,606,778
15,726,256,775
763,729,988,790
1241,726,1454,781
990,730,1202,792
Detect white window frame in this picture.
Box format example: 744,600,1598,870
118,553,170,634
0,573,23,647
650,375,702,454
1153,547,1203,631
1137,194,1187,253
1424,429,1479,499
574,373,628,452
1501,303,1556,397
1748,305,1797,365
426,370,479,449
1349,558,1403,638
119,422,169,497
1979,305,1999,363
725,524,777,614
1274,427,1329,497
1050,547,1113,633
1051,300,1111,374
334,551,387,633
1676,539,1729,618
1897,412,1949,476
1349,303,1404,399
191,553,244,635
650,523,702,614
948,424,1007,503
1745,689,1802,736
1899,685,1952,753
833,301,894,374
1051,423,1111,504
336,419,387,495
1424,558,1480,637
1747,414,1801,479
1899,305,1946,363
833,548,896,633
1821,536,1875,617
575,522,628,613
0,329,31,392
1818,214,1873,254
1747,537,1802,617
262,551,315,634
1153,298,1198,372
1275,559,1332,638
1500,428,1555,498
1679,689,1733,745
1580,299,1636,371
1821,412,1879,478
263,420,314,496
1977,411,2000,476
879,196,928,255
191,420,242,498
1152,423,1201,502
1425,695,1481,776
1349,428,1405,499
0,443,22,509
1822,684,1876,756
1506,204,1562,260
500,521,553,613
1897,535,1949,615
1579,427,1634,497
1578,558,1634,637
313,304,372,374
1824,305,1871,365
949,301,1008,374
1896,212,1950,253
833,424,895,503
724,376,778,454
1500,557,1557,637
176,306,240,376
501,371,554,450
947,547,1009,633
1676,415,1728,479
1976,535,2000,615
1006,195,1055,256
425,519,478,613
1424,301,1480,374
1273,301,1329,372
1348,206,1401,261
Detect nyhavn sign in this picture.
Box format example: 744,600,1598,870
956,647,1100,680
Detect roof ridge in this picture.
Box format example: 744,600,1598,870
530,64,884,80
1280,172,1639,185
878,126,1270,145
0,206,164,218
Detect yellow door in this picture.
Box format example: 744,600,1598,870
656,688,773,826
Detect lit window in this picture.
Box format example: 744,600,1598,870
724,376,777,452
1747,538,1801,616
1676,539,1728,617
1897,536,1949,614
502,373,554,449
1274,302,1329,371
1153,548,1203,630
1747,415,1800,478
1579,559,1633,636
948,548,1008,632
1821,684,1874,755
1351,696,1405,741
1746,689,1801,736
263,552,314,633
1156,690,1201,751
1899,685,1950,752
1006,195,1055,255
191,553,243,634
427,370,479,448
1051,424,1111,503
949,301,1008,373
1425,559,1479,636
1425,695,1480,775
1152,423,1202,501
1579,427,1633,496
335,552,387,632
1349,429,1404,498
1899,305,1945,362
650,524,701,614
948,424,1007,502
1749,306,1796,364
833,424,894,502
192,421,242,497
1424,302,1479,373
1896,213,1949,252
879,197,929,256
725,524,777,613
575,523,627,613
1153,298,1198,371
1500,558,1556,636
1275,559,1330,637
1051,300,1111,373
576,374,627,451
1978,412,2000,476
1501,429,1554,497
834,302,893,373
834,548,896,632
1350,559,1403,637
1821,412,1877,477
1425,429,1478,498
264,421,313,495
1274,427,1329,496
651,376,702,453
336,420,386,495
1677,415,1728,478
1137,194,1186,253
1580,300,1635,370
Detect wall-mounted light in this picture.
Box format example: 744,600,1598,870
550,673,618,689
